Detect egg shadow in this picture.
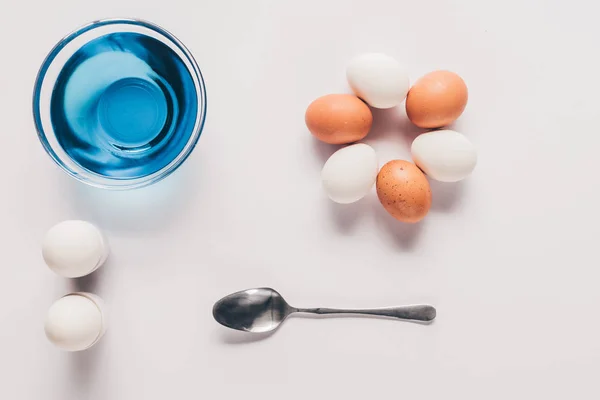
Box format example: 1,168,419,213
311,137,339,164
64,260,110,394
69,333,106,393
429,180,465,213
66,265,111,393
372,196,425,251
367,107,427,146
62,159,198,233
327,198,370,234
446,119,467,134
68,256,111,296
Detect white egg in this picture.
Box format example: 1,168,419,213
44,293,106,352
411,130,477,182
321,143,378,204
42,220,108,278
346,53,410,109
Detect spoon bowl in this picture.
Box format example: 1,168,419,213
213,288,294,333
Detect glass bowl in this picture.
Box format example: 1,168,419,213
33,18,207,189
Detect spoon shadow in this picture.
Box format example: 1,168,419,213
217,312,435,342
217,328,277,344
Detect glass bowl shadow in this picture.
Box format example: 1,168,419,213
33,18,207,190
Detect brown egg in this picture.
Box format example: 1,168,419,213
405,71,468,129
376,160,431,223
305,94,373,144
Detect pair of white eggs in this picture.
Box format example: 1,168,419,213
42,220,109,352
322,130,477,204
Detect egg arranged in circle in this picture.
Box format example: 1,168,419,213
376,160,431,223
305,94,373,144
411,130,477,182
406,70,468,128
321,143,378,204
346,53,410,109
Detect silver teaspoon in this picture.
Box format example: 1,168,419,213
212,288,436,333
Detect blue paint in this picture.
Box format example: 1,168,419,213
50,32,198,179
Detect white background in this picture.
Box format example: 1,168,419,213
1,0,599,398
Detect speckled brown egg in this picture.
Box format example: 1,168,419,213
405,70,468,129
376,160,431,223
305,94,373,144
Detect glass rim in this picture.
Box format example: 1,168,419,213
32,18,207,190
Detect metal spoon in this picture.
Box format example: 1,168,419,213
212,287,436,333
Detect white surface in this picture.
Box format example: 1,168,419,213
1,0,599,398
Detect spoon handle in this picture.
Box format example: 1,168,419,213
295,305,436,322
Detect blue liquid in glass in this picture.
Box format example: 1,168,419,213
50,32,198,179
